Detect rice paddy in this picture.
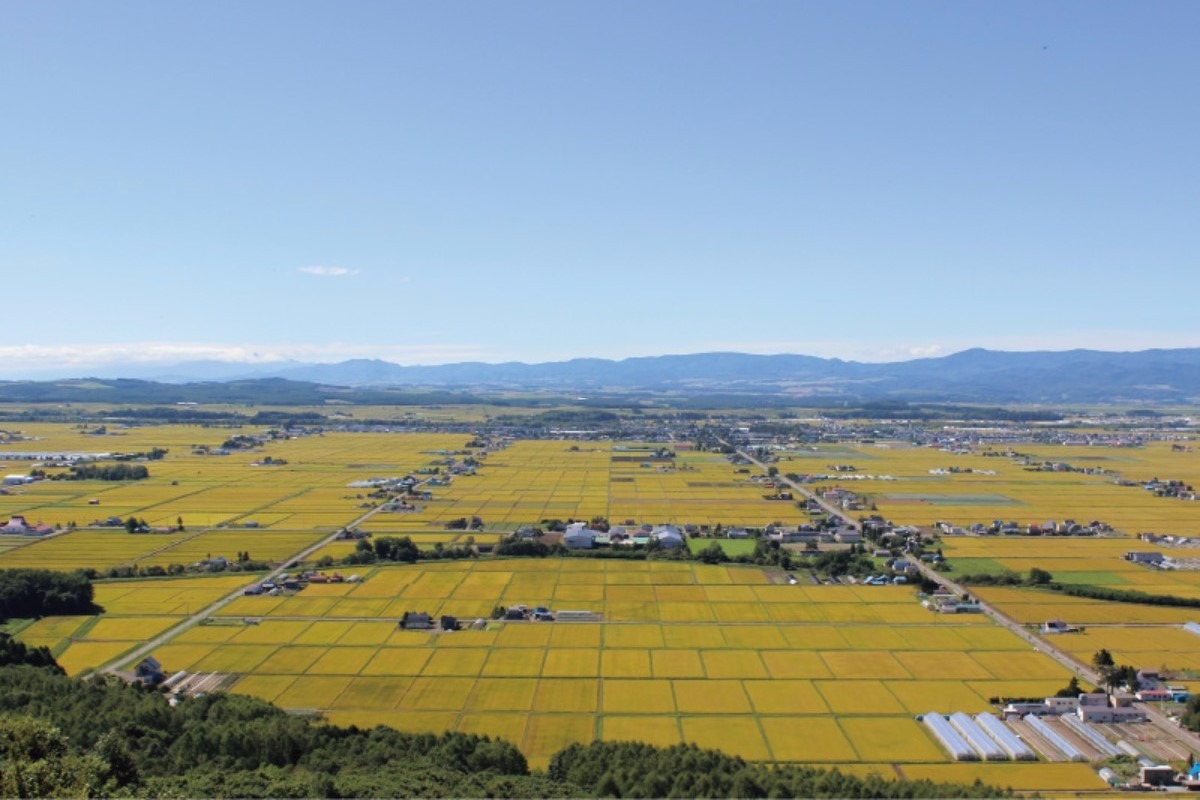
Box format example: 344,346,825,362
7,420,1200,792
781,439,1200,537
96,560,1072,773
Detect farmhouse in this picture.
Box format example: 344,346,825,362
923,592,982,614
1,516,30,533
0,515,54,536
563,523,598,550
1125,551,1166,565
834,527,862,544
135,656,164,685
651,525,684,549
399,612,433,631
1076,692,1148,723
769,529,808,544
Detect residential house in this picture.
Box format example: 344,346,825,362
135,657,164,685
834,527,862,544
563,523,597,550
1,516,53,536
1,516,30,533
651,525,684,549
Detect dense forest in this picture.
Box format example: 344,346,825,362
0,569,97,620
61,463,150,481
548,741,1006,799
0,635,60,672
0,657,1008,799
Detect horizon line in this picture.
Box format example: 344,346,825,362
0,341,1199,382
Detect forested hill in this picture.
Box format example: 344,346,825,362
269,348,1200,402
4,347,1200,402
0,662,1007,799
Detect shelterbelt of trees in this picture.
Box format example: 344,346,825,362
0,569,1008,799
0,569,97,621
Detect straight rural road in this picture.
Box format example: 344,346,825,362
101,478,429,675
720,441,864,527
721,435,1200,754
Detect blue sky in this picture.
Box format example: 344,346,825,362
2,1,1197,373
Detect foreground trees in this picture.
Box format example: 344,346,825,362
0,661,1009,799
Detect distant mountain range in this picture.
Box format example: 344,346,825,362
3,348,1200,404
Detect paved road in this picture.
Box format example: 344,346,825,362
717,437,859,529
102,480,427,675
908,557,1200,752
722,435,1200,754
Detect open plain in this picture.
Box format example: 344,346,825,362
4,411,1200,791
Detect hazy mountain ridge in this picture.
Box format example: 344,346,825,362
2,348,1199,404
229,348,1200,402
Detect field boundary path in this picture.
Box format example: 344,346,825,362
720,435,1200,754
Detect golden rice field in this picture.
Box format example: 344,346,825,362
899,763,1106,792
1050,626,1200,675
87,560,1075,776
8,420,1200,791
360,439,814,532
213,559,991,625
12,574,258,676
0,429,481,569
4,429,862,573
943,536,1200,597
780,439,1200,536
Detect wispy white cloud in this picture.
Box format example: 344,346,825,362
298,265,359,277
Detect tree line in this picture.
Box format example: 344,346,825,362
331,536,475,567
958,568,1200,610
0,569,97,620
0,660,1008,799
1051,582,1200,609
59,463,149,481
549,740,1008,799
